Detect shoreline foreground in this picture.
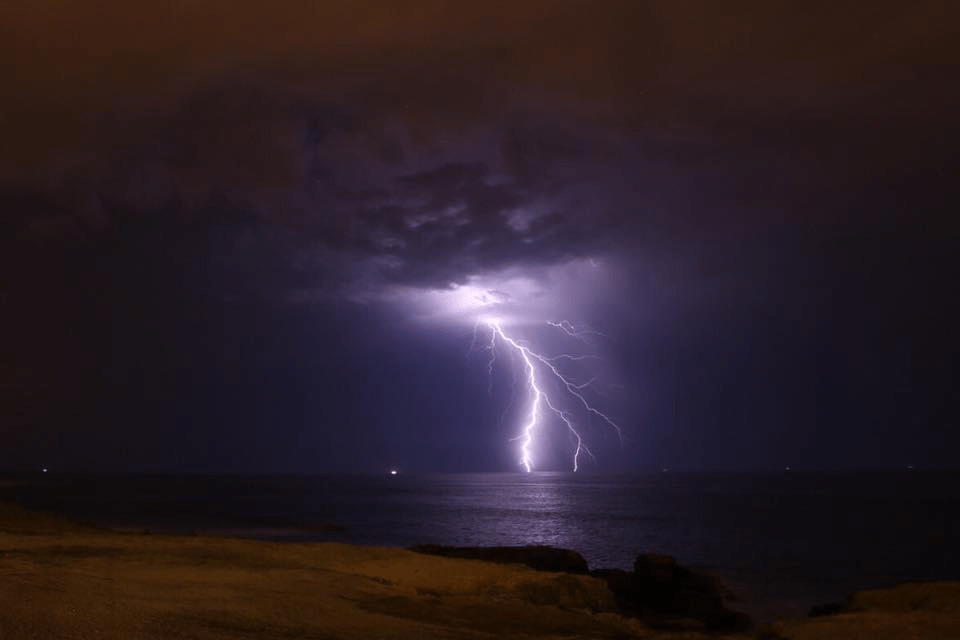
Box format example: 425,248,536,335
2,502,958,639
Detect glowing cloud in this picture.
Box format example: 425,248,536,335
391,258,624,471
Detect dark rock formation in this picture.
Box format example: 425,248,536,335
408,544,590,574
592,554,751,633
408,545,750,633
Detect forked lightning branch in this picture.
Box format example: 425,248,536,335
475,320,622,472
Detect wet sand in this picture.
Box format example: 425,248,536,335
2,502,957,639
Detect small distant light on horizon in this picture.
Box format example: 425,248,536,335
42,468,48,473
390,469,398,475
785,466,791,471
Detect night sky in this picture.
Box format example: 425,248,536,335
1,1,957,473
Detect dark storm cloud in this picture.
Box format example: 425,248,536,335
2,0,956,307
3,0,955,186
500,124,595,186
2,1,958,470
295,153,620,292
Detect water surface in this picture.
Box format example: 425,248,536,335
3,470,957,620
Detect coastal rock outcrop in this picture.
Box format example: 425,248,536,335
408,545,750,632
592,553,750,632
773,582,960,639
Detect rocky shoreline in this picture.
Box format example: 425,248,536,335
410,544,751,632
2,501,958,639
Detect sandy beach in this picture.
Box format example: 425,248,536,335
2,501,958,639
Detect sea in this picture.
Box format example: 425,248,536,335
2,470,957,622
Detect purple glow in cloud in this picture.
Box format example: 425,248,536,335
397,259,624,470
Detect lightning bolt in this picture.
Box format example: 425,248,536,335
547,320,609,343
485,321,621,472
485,327,497,395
